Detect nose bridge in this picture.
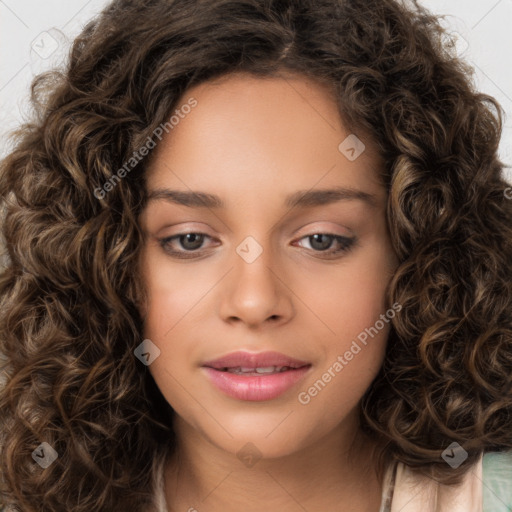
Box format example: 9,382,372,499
233,233,279,303
219,233,293,326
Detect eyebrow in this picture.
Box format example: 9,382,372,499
146,186,377,209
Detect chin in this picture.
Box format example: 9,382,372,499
195,411,315,461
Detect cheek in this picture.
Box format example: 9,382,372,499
140,254,192,397
140,245,208,340
296,287,391,435
141,275,196,366
292,240,393,412
142,286,201,425
295,334,386,444
292,239,394,346
140,251,223,416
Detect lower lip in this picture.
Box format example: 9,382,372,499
202,366,311,401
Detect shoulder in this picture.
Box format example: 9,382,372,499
482,450,512,511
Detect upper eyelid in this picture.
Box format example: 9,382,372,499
160,221,354,240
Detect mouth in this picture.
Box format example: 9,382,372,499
202,350,310,372
213,365,309,375
201,351,312,401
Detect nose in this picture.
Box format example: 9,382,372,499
218,243,294,329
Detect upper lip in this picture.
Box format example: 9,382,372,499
202,351,311,370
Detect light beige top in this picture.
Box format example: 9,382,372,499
379,455,483,512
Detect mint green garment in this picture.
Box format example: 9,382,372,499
483,451,512,511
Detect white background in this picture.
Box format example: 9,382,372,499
0,0,511,181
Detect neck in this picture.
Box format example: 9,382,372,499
164,413,386,512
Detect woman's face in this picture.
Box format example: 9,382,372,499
139,72,398,460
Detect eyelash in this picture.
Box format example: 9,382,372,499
157,232,356,260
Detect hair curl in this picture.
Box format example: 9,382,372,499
1,0,511,509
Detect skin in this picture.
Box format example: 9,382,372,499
138,71,399,511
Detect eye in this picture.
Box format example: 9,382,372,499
294,233,356,257
158,232,356,259
158,232,214,259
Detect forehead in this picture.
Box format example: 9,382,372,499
146,72,384,205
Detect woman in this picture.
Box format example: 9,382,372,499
1,0,511,510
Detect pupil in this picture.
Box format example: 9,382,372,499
310,234,332,251
181,233,203,250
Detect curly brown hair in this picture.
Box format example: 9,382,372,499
1,0,511,510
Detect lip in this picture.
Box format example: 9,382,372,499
201,351,312,401
202,350,310,370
